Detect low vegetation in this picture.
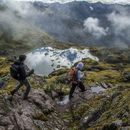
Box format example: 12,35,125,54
0,47,130,130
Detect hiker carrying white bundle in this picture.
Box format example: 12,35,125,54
68,62,86,100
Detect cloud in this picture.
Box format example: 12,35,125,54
0,1,49,47
107,11,130,36
83,17,108,39
107,11,130,48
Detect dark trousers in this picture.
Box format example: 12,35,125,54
69,81,85,99
11,79,31,99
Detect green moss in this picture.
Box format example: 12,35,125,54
86,70,120,84
1,50,130,130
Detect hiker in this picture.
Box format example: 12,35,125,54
69,62,86,100
10,55,34,100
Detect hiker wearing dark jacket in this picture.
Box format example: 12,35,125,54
10,55,34,100
69,62,86,100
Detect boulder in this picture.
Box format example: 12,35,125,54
0,89,66,130
123,72,130,82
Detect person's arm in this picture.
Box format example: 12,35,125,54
26,69,34,77
77,70,84,81
77,70,81,81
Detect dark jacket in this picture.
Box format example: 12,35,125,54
14,60,27,80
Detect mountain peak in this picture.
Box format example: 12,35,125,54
11,0,130,5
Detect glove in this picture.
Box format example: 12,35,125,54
30,69,34,74
27,69,34,76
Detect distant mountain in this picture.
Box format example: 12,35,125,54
8,0,130,5
30,1,130,47
0,1,73,55
1,1,130,49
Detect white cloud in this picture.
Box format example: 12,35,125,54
83,17,108,39
5,0,130,4
107,11,130,48
107,11,130,35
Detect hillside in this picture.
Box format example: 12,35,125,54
25,1,130,47
0,47,130,130
1,1,130,48
0,1,74,55
1,1,130,130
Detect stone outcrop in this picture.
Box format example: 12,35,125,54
0,89,66,130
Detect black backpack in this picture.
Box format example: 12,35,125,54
10,63,20,80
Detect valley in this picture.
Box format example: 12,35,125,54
0,0,130,130
0,47,130,130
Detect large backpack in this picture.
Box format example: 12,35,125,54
68,67,78,82
10,63,20,80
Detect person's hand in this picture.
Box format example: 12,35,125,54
30,69,34,74
28,69,34,76
81,72,84,78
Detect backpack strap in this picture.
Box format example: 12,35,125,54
68,67,78,82
73,68,78,81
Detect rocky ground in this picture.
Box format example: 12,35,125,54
0,89,66,130
0,48,130,130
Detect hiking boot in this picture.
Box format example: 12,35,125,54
79,89,86,92
7,95,13,102
10,91,15,96
23,96,28,100
69,95,74,100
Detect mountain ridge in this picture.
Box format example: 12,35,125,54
8,0,130,5
1,0,130,49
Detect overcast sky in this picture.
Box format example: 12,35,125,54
10,0,130,4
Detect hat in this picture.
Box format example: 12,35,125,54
76,62,84,70
19,55,26,61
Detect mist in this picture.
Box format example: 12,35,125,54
0,0,51,49
107,8,130,48
83,17,108,39
1,0,130,49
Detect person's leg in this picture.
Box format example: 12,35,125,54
10,81,23,96
78,81,85,92
23,79,31,100
69,82,77,100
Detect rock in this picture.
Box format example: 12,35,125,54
0,50,8,55
113,120,122,127
106,83,113,88
0,126,5,130
0,89,66,130
121,126,130,130
123,72,130,82
51,91,59,99
102,123,118,130
80,109,102,128
33,120,46,130
0,116,12,126
100,82,108,89
51,90,64,99
7,125,15,130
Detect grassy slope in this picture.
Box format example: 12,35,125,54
43,48,130,130
0,47,130,130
